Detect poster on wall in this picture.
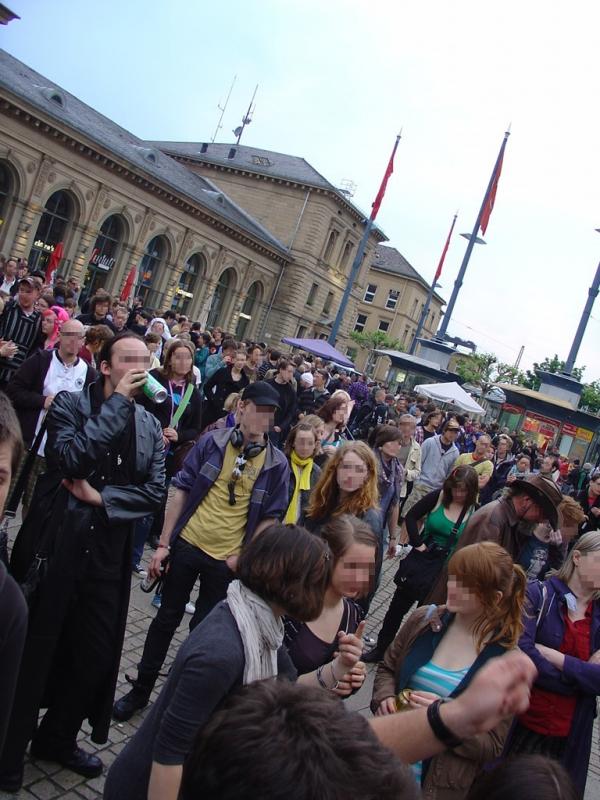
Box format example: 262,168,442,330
521,412,560,451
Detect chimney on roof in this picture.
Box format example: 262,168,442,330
228,147,236,159
200,143,208,153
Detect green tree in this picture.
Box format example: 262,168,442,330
350,330,403,375
580,380,600,414
523,355,584,391
453,352,526,395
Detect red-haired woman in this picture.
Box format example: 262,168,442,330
371,542,527,800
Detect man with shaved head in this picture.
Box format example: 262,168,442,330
6,318,97,511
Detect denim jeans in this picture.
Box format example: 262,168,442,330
136,538,234,683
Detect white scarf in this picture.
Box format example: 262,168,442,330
226,580,284,684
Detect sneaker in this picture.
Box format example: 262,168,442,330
151,593,162,609
185,601,196,615
132,564,148,578
363,634,376,647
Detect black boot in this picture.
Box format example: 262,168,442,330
112,673,156,722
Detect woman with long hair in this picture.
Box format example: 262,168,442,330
315,394,350,465
305,441,383,610
576,469,600,533
370,425,405,549
366,466,479,663
104,524,363,800
371,542,527,799
503,530,600,797
283,422,322,525
284,515,374,694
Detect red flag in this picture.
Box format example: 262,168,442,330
44,242,64,285
479,134,508,236
370,134,401,221
120,266,137,302
433,214,457,284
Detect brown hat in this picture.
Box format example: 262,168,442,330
512,474,563,530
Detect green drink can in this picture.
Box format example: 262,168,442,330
142,373,168,404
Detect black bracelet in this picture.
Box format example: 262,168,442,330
426,699,463,749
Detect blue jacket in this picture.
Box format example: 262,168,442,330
171,427,290,544
509,576,600,795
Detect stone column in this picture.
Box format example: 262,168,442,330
9,199,41,260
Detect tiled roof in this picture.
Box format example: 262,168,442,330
371,245,445,303
0,50,288,256
149,140,388,241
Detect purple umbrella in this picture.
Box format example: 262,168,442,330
281,337,355,369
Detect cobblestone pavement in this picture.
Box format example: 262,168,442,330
1,536,598,799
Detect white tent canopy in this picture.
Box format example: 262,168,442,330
413,382,485,415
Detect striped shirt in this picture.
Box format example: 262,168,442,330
0,301,41,382
410,660,468,785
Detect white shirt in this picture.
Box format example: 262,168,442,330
35,351,89,454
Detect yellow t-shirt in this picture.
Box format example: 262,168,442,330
180,441,267,560
453,452,494,479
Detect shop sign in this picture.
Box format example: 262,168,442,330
176,288,193,298
562,422,578,437
502,403,525,414
89,248,115,272
576,427,594,443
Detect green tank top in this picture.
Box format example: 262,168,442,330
422,503,469,552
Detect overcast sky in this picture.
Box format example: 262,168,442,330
3,0,600,380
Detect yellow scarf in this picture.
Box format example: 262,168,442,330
284,451,314,524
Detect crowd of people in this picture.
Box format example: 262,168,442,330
0,258,598,799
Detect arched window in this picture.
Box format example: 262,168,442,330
235,280,263,339
338,240,354,271
138,235,168,308
207,268,235,329
0,162,12,229
172,253,204,314
29,190,75,272
322,230,339,263
83,214,125,299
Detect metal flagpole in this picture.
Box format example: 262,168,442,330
564,259,600,375
328,133,401,345
437,129,510,339
409,213,458,354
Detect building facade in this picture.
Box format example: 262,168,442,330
150,141,387,349
352,245,445,379
0,50,291,342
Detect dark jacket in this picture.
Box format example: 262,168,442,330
297,387,330,417
267,378,297,440
171,426,290,544
576,488,600,533
6,350,97,446
372,605,510,800
9,384,165,746
289,460,321,524
203,364,249,424
76,312,116,332
506,577,600,795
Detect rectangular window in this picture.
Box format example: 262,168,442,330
346,347,358,361
378,320,390,332
354,313,368,332
306,282,319,307
363,283,377,303
297,325,307,338
386,289,399,310
323,291,334,314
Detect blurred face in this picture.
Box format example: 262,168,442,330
446,576,484,617
336,450,369,494
233,351,247,371
575,550,600,590
114,309,128,330
151,321,165,335
314,371,325,389
375,390,385,404
330,543,376,599
451,482,469,505
517,457,530,472
41,312,57,335
0,440,13,516
520,496,547,524
314,422,325,441
588,477,600,496
442,422,460,443
475,436,491,456
5,259,17,278
101,338,150,393
59,321,85,357
169,345,193,377
249,347,262,366
428,412,442,429
400,419,415,438
541,456,555,474
18,283,39,310
179,321,191,333
293,429,317,460
333,402,348,424
279,364,294,383
94,300,109,318
146,340,159,354
381,438,401,459
239,400,275,437
222,347,236,365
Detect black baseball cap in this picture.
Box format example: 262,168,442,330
242,381,281,409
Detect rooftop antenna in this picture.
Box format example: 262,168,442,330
233,84,258,145
211,75,237,143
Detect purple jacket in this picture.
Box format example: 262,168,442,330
170,427,290,545
511,576,600,795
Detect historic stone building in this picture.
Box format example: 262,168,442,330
149,141,388,349
0,50,292,341
353,245,445,378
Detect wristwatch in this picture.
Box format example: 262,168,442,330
427,699,463,748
